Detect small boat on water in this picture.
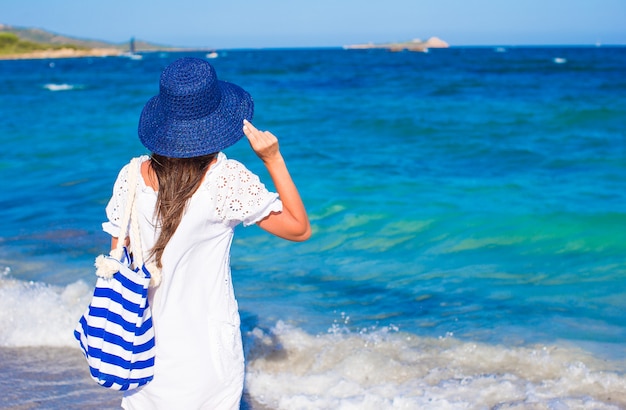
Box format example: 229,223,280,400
121,37,143,60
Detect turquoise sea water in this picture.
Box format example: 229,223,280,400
1,47,625,409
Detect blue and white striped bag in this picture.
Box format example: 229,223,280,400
74,158,157,391
74,249,155,390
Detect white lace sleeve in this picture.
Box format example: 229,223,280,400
102,163,131,237
216,159,283,226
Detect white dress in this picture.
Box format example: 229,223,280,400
102,153,282,410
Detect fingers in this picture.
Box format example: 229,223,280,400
243,120,276,146
242,118,257,136
242,119,280,160
243,119,264,145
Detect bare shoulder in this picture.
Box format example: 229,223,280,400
140,158,158,191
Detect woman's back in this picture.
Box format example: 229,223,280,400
107,154,281,409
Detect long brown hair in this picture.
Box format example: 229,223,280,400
149,153,216,268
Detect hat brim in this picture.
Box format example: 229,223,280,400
138,80,254,158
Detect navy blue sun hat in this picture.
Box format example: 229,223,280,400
138,57,253,158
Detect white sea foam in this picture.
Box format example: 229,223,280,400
245,322,626,409
0,275,91,347
2,274,625,408
43,83,77,91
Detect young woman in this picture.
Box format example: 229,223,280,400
102,57,311,409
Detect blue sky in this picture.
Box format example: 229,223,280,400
3,0,625,48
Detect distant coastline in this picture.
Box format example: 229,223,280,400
0,23,453,61
0,47,125,60
0,23,181,61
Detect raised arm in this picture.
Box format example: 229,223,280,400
243,119,311,242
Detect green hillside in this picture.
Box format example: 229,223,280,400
0,32,86,55
0,24,176,55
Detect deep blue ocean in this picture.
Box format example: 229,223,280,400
1,47,625,409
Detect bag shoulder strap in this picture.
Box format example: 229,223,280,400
96,158,141,272
96,157,161,285
124,158,145,267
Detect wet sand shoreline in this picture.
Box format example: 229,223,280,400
0,346,270,409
